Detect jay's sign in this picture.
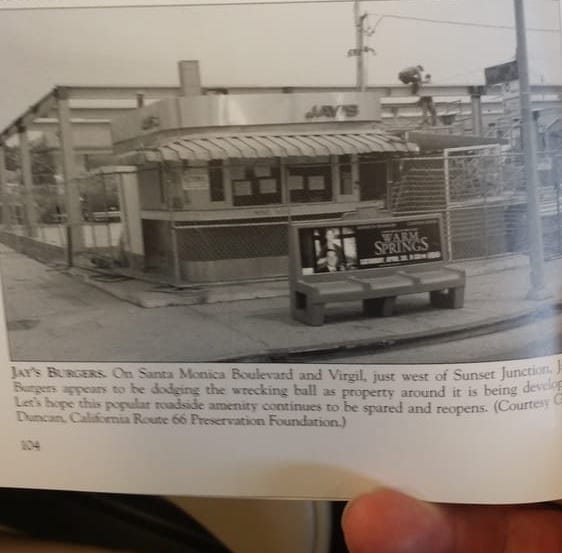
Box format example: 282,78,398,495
305,104,359,120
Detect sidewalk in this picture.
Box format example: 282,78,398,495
1,242,561,362
71,254,532,309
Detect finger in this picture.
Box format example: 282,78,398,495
446,502,562,553
342,488,453,553
342,489,562,553
0,533,124,552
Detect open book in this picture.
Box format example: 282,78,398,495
0,0,561,505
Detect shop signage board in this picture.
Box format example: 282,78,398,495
112,98,180,145
305,104,359,120
182,168,210,190
485,61,520,122
176,92,379,128
112,92,381,146
485,60,519,86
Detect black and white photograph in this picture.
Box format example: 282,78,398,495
1,0,562,363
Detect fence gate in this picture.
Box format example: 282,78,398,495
444,144,504,260
73,172,123,269
538,152,562,259
391,148,533,261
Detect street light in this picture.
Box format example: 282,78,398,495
513,0,551,299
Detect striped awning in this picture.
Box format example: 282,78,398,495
122,130,418,163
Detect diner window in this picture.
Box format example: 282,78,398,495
288,158,332,203
358,155,388,203
209,160,225,202
339,154,353,196
231,161,282,206
137,166,165,210
169,172,185,209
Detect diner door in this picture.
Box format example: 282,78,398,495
359,158,388,202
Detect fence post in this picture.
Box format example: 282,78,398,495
102,173,114,259
548,152,562,257
0,143,11,230
164,163,181,285
281,158,291,224
281,157,294,286
88,176,97,250
443,153,453,260
483,157,489,257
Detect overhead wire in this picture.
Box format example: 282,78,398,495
0,0,475,9
361,11,560,86
365,12,560,33
2,0,562,20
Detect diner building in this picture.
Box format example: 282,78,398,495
110,61,419,282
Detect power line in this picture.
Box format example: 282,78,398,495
0,0,425,11
1,0,560,26
367,12,561,33
4,0,557,15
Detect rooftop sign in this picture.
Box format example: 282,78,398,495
111,92,382,147
485,60,519,86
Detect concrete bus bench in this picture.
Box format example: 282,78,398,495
289,214,465,326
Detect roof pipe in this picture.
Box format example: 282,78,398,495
178,60,202,97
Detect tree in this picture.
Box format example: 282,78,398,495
4,140,57,184
4,139,59,223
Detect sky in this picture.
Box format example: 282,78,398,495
0,0,561,130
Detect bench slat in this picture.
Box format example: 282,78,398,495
400,268,464,286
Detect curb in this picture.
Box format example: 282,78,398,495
218,301,562,363
66,267,205,308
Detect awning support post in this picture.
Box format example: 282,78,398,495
18,124,38,238
56,86,84,266
164,163,181,285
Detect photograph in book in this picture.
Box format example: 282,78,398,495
0,0,561,364
0,0,562,505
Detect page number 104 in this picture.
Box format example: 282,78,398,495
20,440,41,451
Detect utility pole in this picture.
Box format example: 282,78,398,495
349,0,372,91
513,0,550,299
559,0,562,89
354,1,365,91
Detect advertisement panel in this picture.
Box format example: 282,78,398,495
299,217,444,275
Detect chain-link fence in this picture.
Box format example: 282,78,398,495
172,221,289,283
390,150,562,261
0,170,123,269
2,150,561,283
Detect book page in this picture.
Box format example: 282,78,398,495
0,0,561,505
